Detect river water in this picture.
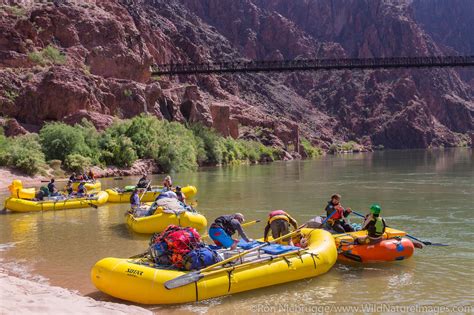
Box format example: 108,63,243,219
0,149,472,313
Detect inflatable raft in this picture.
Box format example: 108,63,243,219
91,229,337,304
333,228,415,263
71,180,101,192
4,191,109,212
126,209,207,234
106,185,197,203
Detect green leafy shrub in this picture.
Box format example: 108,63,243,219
300,137,322,159
190,124,224,165
39,122,92,161
28,45,66,65
0,133,46,175
64,154,92,172
341,141,358,151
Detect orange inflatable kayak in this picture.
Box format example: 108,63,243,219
333,228,415,263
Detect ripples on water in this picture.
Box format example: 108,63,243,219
0,149,472,313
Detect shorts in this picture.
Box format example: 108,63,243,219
209,227,234,248
270,219,291,243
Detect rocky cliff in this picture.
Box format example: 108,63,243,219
0,0,472,151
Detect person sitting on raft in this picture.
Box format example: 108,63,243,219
69,172,77,182
355,204,387,245
175,186,186,204
64,180,74,196
77,181,87,197
130,188,140,209
162,175,172,191
264,210,298,246
136,173,150,189
82,172,89,181
209,213,253,249
325,194,354,233
88,169,95,181
47,178,59,196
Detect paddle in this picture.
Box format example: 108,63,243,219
351,210,449,246
164,226,306,289
197,248,304,278
41,179,69,183
139,181,151,202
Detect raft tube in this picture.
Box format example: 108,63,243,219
91,229,337,304
106,185,197,203
71,180,101,192
4,191,109,212
333,228,415,263
126,209,207,234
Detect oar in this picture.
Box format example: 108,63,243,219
113,177,123,180
202,219,261,240
351,210,449,246
198,248,304,277
139,181,151,202
164,226,306,289
41,179,69,183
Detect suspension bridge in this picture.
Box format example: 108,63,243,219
151,55,474,76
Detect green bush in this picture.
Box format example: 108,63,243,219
0,133,46,175
28,45,66,65
190,124,224,165
341,141,358,151
64,154,92,172
39,122,92,161
300,137,322,159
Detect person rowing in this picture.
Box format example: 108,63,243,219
209,213,253,249
136,173,150,189
325,194,354,233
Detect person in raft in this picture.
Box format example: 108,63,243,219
47,178,57,196
77,181,87,197
264,210,298,246
162,175,172,191
136,173,150,189
88,169,95,181
130,188,140,209
69,172,77,182
355,204,387,245
325,194,354,233
64,180,74,196
209,213,253,249
175,186,186,204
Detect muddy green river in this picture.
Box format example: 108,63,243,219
0,149,472,313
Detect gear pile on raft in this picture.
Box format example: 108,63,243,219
3,175,445,305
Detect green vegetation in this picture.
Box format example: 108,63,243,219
328,141,361,154
0,131,46,175
1,115,288,176
300,137,323,158
3,90,19,102
123,89,133,97
28,45,66,65
2,5,27,17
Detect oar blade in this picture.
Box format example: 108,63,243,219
165,272,204,290
342,251,363,262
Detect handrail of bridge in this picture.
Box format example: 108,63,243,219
151,55,474,75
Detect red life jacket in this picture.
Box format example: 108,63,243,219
331,205,345,220
269,210,290,224
269,210,288,217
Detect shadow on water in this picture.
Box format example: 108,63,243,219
108,222,149,241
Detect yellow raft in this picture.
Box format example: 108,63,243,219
106,185,197,203
4,191,109,212
91,229,336,304
126,208,207,234
71,180,101,192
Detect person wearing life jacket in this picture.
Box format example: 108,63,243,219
356,204,387,245
88,169,95,181
69,172,77,182
325,194,354,233
64,180,74,196
209,213,253,249
77,181,87,197
47,178,58,196
136,173,150,189
130,188,140,209
264,210,298,246
162,175,172,191
175,186,186,204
